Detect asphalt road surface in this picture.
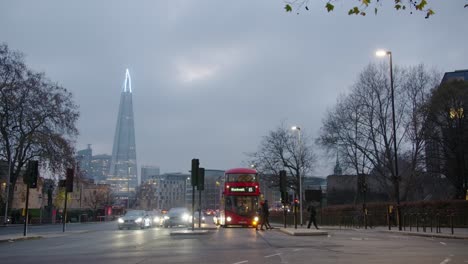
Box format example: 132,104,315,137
1,222,467,263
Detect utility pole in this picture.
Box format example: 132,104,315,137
3,158,11,225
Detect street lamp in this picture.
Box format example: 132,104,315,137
291,125,303,227
376,49,401,231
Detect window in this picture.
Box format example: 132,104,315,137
226,174,257,182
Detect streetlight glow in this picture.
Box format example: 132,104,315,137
375,50,389,57
291,126,301,131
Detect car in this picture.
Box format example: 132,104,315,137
117,210,152,230
163,207,191,228
147,210,164,227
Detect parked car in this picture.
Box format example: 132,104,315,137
117,210,152,230
163,207,191,228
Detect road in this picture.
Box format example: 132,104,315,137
1,222,468,263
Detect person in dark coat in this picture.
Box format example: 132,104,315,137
260,200,272,230
307,204,319,229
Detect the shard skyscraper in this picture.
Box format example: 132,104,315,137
108,69,138,206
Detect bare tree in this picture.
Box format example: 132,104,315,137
85,186,113,217
0,43,79,215
318,63,440,202
248,123,316,197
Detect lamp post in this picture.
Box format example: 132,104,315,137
3,157,11,225
291,126,303,227
376,50,401,231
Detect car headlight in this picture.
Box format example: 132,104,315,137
154,217,160,222
202,216,205,221
135,217,143,223
164,216,169,220
182,214,189,221
213,216,218,222
118,218,124,224
254,216,259,222
227,216,232,222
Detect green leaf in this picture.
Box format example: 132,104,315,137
395,4,402,10
285,4,292,12
425,9,435,19
362,0,370,6
416,0,427,10
326,3,334,12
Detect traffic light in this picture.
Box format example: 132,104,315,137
197,167,205,191
281,191,289,204
66,168,74,192
279,170,286,192
24,160,38,188
191,159,199,187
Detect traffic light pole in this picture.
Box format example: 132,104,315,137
198,189,202,228
23,183,30,236
191,186,195,231
63,189,68,232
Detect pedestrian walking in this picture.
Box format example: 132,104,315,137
256,202,264,231
261,200,272,230
307,204,319,230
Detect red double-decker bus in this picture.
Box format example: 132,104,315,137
217,168,260,228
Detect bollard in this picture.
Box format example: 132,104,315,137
451,214,454,235
409,214,412,232
430,216,433,233
416,215,419,232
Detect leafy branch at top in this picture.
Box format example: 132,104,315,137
284,0,441,18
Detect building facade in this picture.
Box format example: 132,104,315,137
140,166,160,185
108,69,138,206
76,145,111,184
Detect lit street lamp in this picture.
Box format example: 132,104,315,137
376,49,402,231
291,125,303,227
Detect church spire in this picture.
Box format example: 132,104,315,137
333,152,343,175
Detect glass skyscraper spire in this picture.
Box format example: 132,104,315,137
109,69,138,206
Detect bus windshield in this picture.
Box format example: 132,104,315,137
225,196,259,217
226,173,257,182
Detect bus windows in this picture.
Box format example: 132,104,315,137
227,174,257,182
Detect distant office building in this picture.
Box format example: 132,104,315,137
185,169,224,210
425,69,468,199
108,69,138,206
151,173,188,210
76,144,92,177
90,154,112,184
76,145,111,184
141,166,160,185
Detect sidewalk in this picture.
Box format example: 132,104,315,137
271,222,468,239
0,230,91,243
372,225,468,240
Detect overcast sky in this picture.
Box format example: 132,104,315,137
1,1,467,176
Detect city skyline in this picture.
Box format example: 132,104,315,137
1,1,466,176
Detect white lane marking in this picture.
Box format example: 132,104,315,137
293,249,302,252
440,242,447,246
351,237,363,241
233,261,248,264
440,257,451,264
265,253,281,258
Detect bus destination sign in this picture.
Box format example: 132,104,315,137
230,186,256,193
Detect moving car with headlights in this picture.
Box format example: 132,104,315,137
147,210,164,227
117,210,152,229
163,207,191,228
